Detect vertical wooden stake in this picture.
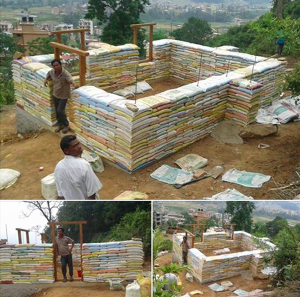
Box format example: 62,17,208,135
149,25,153,61
79,223,83,281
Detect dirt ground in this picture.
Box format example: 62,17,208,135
31,285,128,297
155,253,272,297
0,77,300,200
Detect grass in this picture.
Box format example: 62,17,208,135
0,6,63,25
253,216,300,227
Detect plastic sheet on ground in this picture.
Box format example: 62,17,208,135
234,289,250,296
222,169,271,188
203,188,254,200
150,165,193,185
208,283,224,292
175,154,208,171
261,267,277,276
113,191,149,200
256,97,300,124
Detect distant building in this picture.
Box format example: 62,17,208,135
193,208,210,224
0,22,13,32
52,7,60,15
79,19,93,39
54,23,74,31
11,16,51,54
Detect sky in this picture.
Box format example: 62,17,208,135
0,201,58,244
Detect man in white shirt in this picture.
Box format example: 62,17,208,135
54,135,102,200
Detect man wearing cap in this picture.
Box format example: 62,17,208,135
55,227,75,283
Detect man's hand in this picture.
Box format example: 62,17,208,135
44,80,48,87
69,247,73,254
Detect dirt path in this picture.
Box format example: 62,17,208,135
0,105,299,200
155,253,272,297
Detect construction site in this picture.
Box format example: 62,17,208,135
152,200,298,297
0,25,300,200
0,201,151,297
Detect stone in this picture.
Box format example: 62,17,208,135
239,124,278,139
189,290,203,296
193,169,206,179
241,270,254,281
221,280,233,287
211,121,244,144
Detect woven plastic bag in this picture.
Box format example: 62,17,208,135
125,280,142,297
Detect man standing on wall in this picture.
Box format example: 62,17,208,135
54,135,103,200
180,236,190,265
55,227,75,283
44,59,78,134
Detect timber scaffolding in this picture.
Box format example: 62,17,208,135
172,230,276,283
12,25,286,172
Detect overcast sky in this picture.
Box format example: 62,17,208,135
0,202,57,244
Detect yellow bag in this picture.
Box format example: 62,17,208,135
137,274,151,297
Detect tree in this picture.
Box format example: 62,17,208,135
0,31,24,107
27,36,56,55
22,201,62,223
266,216,289,238
104,208,151,257
270,224,300,285
252,222,268,237
225,202,255,233
182,212,195,226
172,17,212,45
85,0,150,56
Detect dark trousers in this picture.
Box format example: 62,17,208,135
53,96,69,127
277,44,284,55
61,254,73,277
182,251,188,265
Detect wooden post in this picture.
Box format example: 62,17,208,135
79,223,83,281
56,33,62,57
133,27,138,45
26,231,30,244
80,31,85,51
231,224,236,240
130,23,156,62
51,224,57,281
17,230,22,244
16,228,30,244
200,224,205,242
149,24,154,61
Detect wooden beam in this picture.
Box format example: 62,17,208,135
52,28,89,34
48,221,87,226
130,23,156,28
50,42,89,57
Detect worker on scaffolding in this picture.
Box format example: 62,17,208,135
55,227,75,283
44,59,78,134
180,236,190,265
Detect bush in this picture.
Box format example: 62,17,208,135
159,240,173,252
284,63,300,96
